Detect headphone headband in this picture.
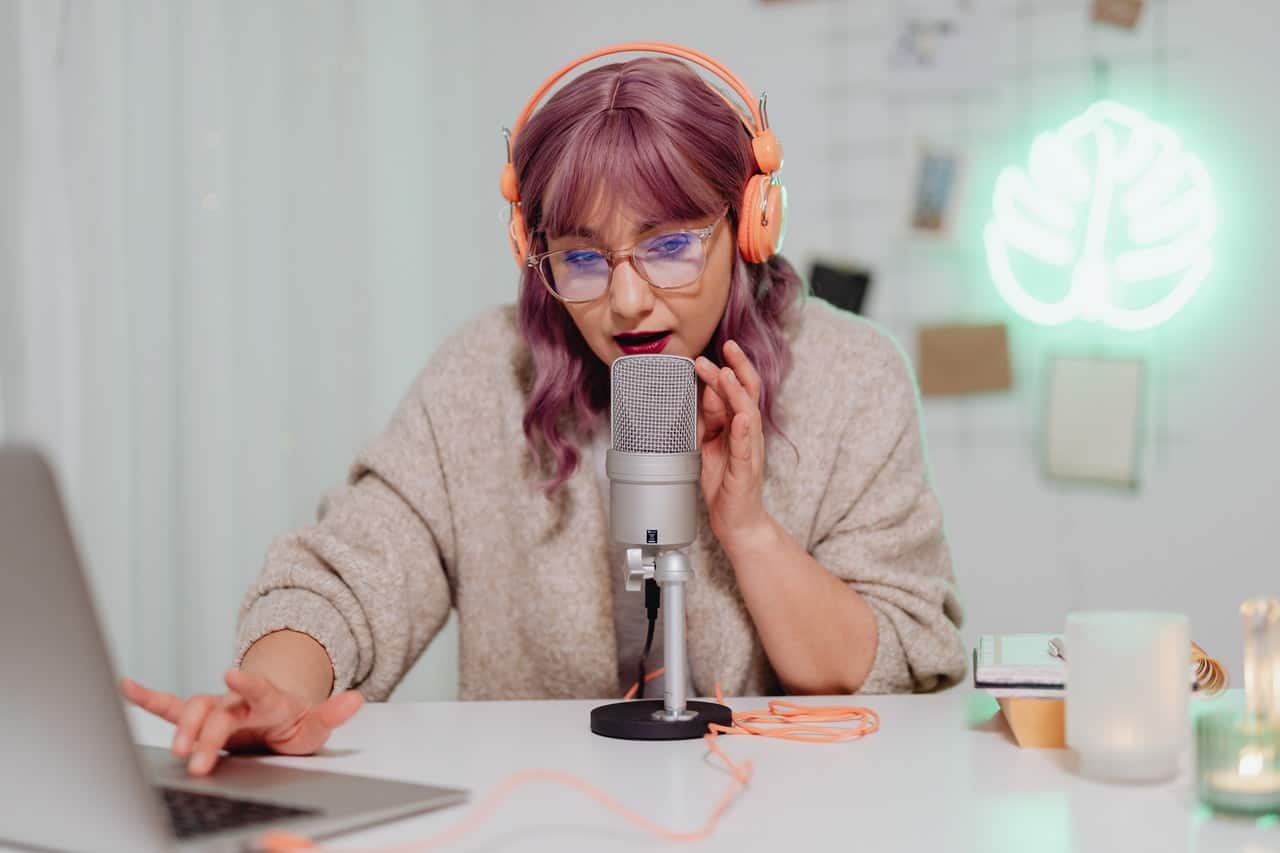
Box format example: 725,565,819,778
501,41,787,268
506,41,769,154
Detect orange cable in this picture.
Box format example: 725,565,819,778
255,674,877,853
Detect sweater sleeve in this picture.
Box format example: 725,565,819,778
808,339,966,694
233,367,455,701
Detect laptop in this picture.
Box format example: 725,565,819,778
0,445,468,852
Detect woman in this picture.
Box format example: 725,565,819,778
122,44,966,777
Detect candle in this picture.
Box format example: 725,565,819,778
1210,746,1280,792
1198,718,1280,813
1196,599,1280,814
1207,770,1280,795
1066,611,1189,783
1204,757,1280,812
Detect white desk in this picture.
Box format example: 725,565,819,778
58,690,1280,851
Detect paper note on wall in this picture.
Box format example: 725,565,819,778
1044,357,1145,487
1092,0,1144,30
917,323,1012,396
886,0,999,93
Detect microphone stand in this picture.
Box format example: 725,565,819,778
589,546,733,740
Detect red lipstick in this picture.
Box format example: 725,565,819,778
614,330,672,355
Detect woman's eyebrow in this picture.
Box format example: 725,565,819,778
551,220,666,242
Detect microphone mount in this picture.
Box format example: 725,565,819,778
590,544,733,740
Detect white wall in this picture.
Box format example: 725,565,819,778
407,0,1279,692
3,0,1272,702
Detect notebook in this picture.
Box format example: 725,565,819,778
972,633,1227,698
972,634,1065,697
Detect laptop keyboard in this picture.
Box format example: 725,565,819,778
160,786,322,839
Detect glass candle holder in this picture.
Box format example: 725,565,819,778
1242,597,1280,724
1196,711,1280,814
1065,611,1189,783
1197,597,1280,813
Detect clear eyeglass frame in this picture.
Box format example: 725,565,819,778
526,212,726,304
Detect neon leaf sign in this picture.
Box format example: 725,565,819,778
984,101,1216,331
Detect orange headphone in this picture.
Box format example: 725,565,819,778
499,41,787,271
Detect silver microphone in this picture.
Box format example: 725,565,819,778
607,354,700,721
590,354,733,739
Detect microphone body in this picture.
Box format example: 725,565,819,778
605,450,699,550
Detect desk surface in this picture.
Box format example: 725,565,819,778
51,690,1280,851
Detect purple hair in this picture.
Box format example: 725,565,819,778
513,56,805,492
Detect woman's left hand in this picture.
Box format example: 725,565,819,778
694,340,773,546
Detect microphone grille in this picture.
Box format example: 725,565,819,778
610,355,698,454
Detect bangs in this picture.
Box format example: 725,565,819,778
540,110,725,241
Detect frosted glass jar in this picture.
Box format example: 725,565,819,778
1065,611,1189,783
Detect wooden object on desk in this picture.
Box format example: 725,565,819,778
997,696,1065,749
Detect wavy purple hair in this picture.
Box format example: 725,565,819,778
513,56,805,492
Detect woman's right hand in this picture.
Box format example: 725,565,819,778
120,669,365,776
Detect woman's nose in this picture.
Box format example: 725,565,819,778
608,258,654,319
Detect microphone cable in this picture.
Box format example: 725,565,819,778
255,682,879,852
634,578,660,699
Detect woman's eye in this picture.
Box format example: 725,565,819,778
647,234,692,256
564,251,603,267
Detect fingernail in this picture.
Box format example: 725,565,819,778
190,752,210,774
173,735,190,755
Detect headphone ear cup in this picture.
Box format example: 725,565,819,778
737,174,786,264
508,206,529,269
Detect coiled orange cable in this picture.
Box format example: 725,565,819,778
255,676,878,853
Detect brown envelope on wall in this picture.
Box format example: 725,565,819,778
916,323,1012,396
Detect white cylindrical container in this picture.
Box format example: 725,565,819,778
1065,611,1190,783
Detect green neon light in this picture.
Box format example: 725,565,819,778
984,101,1216,331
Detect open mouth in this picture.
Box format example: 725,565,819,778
614,330,672,354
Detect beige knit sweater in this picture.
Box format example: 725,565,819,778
234,297,967,700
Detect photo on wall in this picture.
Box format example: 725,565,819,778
1043,356,1146,489
909,143,964,235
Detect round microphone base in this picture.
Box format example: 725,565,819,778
590,699,733,741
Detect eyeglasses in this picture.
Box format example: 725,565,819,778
528,213,725,304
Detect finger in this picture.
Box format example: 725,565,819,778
314,690,364,730
718,365,757,420
721,370,763,481
120,678,186,725
727,411,760,479
225,673,302,737
693,354,720,387
722,340,762,406
188,705,249,776
172,695,217,758
700,381,728,431
224,669,278,705
276,691,364,757
696,358,729,430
